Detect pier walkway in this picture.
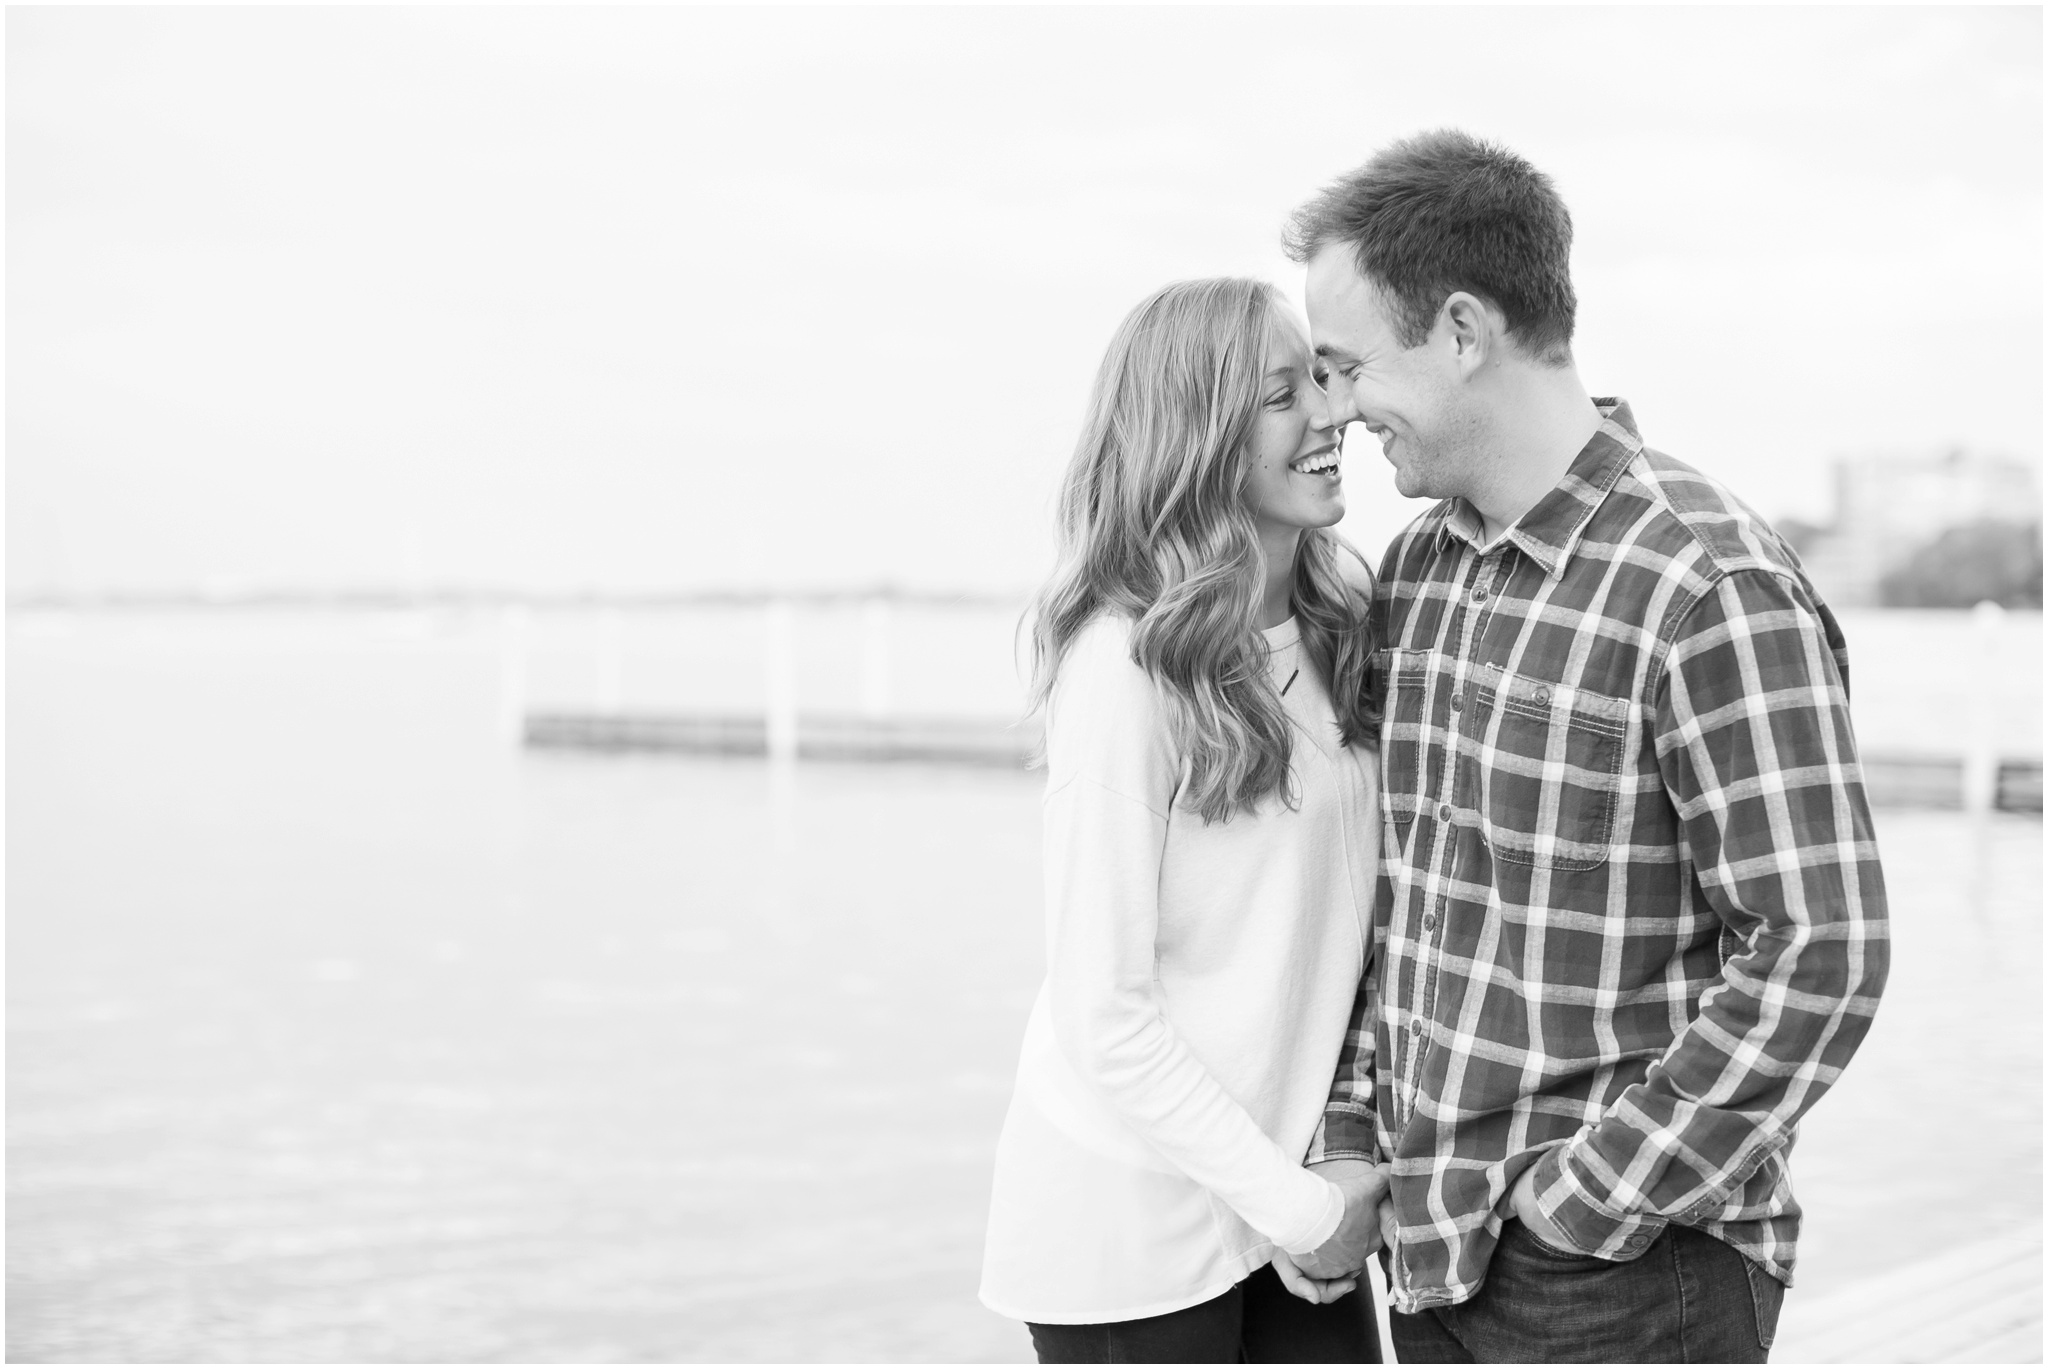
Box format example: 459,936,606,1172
1773,1223,2041,1363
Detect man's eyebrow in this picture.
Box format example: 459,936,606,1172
1312,343,1355,360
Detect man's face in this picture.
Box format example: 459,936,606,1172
1303,245,1476,503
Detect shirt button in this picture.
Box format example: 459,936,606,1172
1532,685,1552,706
1437,802,1453,823
1450,693,1463,711
1422,912,1438,932
1471,585,1489,604
1410,1018,1424,1036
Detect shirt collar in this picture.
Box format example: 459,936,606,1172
1437,398,1642,579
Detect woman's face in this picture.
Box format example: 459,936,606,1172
1242,312,1345,537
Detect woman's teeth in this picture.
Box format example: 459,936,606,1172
1290,450,1342,476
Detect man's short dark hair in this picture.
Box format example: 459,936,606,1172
1284,130,1576,365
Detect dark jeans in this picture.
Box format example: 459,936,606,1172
1028,1262,1382,1363
1389,1219,1785,1363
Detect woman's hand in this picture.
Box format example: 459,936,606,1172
1270,1250,1358,1305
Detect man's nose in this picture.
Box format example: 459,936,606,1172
1311,377,1357,434
1321,376,1362,428
1304,384,1337,437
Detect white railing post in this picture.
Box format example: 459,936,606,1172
764,598,799,763
859,596,893,718
595,606,624,714
1963,599,2005,816
498,603,530,744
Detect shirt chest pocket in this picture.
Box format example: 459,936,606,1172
1471,667,1632,871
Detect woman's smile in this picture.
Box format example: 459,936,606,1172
1289,440,1344,481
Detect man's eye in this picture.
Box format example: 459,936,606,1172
1311,368,1330,386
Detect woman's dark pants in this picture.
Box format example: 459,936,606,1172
1027,1262,1381,1363
1388,1219,1786,1363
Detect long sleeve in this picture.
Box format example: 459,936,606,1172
1041,623,1343,1254
1307,557,1396,1167
1532,568,1892,1257
1307,970,1379,1164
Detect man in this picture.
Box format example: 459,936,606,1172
1285,130,1890,1362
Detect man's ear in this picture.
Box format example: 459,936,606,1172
1436,292,1499,378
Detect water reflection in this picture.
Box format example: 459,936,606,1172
6,610,2039,1362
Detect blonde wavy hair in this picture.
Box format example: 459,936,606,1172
1027,277,1378,823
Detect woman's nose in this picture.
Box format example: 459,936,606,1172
1306,383,1337,433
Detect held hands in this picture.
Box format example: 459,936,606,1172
1287,1159,1389,1286
1269,1248,1356,1305
1275,1161,1584,1305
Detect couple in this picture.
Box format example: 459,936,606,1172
978,132,1891,1364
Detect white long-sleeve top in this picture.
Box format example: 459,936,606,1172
979,613,1381,1325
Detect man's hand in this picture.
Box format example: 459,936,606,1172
1292,1159,1388,1279
1507,1161,1581,1253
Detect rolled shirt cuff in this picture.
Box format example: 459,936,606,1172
1275,1176,1348,1257
1310,1104,1378,1164
1304,1116,1332,1167
1531,1142,1667,1262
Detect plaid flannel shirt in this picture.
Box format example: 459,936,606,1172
1308,400,1890,1313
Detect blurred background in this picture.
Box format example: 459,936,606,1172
7,6,2041,1363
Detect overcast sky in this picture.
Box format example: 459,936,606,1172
9,5,2040,597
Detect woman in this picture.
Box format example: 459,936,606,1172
978,279,1384,1363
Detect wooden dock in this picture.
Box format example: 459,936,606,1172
524,711,1042,768
1863,755,2043,812
1772,1223,2041,1362
522,713,2042,812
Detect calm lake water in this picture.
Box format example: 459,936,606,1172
7,607,2041,1362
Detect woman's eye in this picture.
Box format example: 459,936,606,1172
1265,389,1292,408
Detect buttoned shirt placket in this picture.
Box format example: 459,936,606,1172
1392,529,1506,1139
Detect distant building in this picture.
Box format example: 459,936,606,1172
1790,449,2041,608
